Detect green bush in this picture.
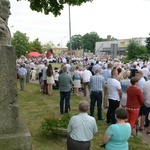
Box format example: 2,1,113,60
41,114,71,137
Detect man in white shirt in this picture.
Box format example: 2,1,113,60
106,69,122,124
81,68,92,97
67,101,98,150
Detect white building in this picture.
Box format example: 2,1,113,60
95,37,146,56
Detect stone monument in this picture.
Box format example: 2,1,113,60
0,0,32,149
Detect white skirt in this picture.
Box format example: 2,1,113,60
74,79,81,88
47,76,55,84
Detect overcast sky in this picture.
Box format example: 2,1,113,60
9,0,150,47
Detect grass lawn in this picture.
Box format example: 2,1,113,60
18,82,150,150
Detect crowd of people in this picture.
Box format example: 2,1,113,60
16,55,150,149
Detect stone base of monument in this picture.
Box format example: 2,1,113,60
0,120,32,150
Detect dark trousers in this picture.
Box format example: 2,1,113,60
90,91,102,120
43,80,48,94
60,91,71,114
26,72,30,83
67,135,90,150
39,72,42,81
106,99,120,124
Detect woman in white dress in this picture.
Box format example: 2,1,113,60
46,64,55,96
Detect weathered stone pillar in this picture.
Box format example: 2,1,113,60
0,46,32,149
0,46,19,134
0,0,32,148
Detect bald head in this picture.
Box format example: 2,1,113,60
79,101,89,112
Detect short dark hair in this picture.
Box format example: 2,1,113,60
111,68,117,76
130,77,139,85
107,63,113,69
62,66,67,72
117,68,122,74
115,107,128,119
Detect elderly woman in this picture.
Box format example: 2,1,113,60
102,107,131,150
126,77,144,130
120,70,131,107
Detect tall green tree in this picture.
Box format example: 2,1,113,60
126,39,147,60
29,38,42,53
145,33,150,53
11,31,30,58
17,0,93,16
67,34,82,50
82,32,101,53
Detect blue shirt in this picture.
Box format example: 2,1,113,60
105,123,131,150
92,64,101,74
90,74,105,91
42,66,48,80
18,67,27,76
120,79,131,93
102,69,111,83
138,77,146,90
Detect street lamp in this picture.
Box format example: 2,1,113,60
68,5,72,50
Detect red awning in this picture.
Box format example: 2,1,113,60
28,52,43,57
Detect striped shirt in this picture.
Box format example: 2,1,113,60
90,74,105,91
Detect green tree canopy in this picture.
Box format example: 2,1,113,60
67,34,82,50
145,33,150,54
126,39,147,60
17,0,93,16
29,38,42,53
82,32,102,53
11,31,30,58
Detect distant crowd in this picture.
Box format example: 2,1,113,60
16,55,150,150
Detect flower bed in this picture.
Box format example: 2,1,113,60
41,114,70,137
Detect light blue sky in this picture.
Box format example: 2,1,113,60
9,0,150,47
